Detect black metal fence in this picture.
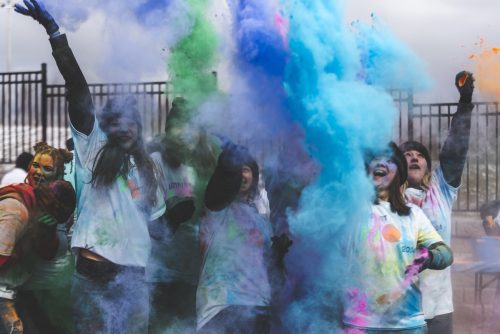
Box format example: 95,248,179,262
407,101,500,211
1,64,169,163
2,65,500,211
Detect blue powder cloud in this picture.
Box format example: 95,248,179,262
280,0,430,331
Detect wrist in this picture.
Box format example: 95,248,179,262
49,30,61,39
45,19,60,36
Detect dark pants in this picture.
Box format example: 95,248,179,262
198,306,270,334
149,281,197,333
426,312,452,334
71,257,149,334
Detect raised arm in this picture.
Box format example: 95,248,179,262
439,71,475,187
15,0,94,135
204,145,244,211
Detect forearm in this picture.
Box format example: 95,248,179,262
427,241,454,270
50,34,94,135
439,102,474,187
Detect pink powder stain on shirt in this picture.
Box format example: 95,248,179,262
368,213,385,260
346,288,369,328
376,247,429,305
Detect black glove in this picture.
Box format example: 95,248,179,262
166,197,196,230
455,70,474,104
15,0,59,36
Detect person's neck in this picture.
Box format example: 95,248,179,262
407,181,424,190
377,189,389,202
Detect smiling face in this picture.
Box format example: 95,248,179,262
27,153,57,186
107,116,139,152
240,165,254,195
403,149,428,187
369,156,398,192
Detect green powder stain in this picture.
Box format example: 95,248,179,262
117,175,128,192
168,0,219,110
165,0,221,218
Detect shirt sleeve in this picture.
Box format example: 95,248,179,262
413,205,444,248
433,166,458,212
0,199,30,256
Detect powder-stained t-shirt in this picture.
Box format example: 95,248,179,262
405,166,457,319
343,202,442,331
197,202,272,330
146,154,199,284
70,120,165,267
0,198,36,289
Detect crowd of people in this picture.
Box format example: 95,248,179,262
0,1,479,333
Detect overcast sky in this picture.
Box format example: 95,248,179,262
1,0,499,103
345,0,500,102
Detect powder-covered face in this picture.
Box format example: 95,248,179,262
369,156,397,191
27,153,57,186
403,149,428,186
240,165,254,194
107,116,139,152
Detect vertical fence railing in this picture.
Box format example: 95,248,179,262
0,64,46,163
1,64,169,163
407,101,500,211
2,64,500,212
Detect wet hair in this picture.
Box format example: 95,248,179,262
15,152,34,172
32,142,73,180
91,95,158,206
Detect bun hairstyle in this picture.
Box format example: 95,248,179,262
32,142,73,180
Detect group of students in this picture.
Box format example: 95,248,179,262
0,1,476,333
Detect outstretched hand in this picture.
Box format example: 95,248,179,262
15,0,59,35
455,70,474,104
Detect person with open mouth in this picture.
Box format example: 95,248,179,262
343,142,453,334
399,71,475,334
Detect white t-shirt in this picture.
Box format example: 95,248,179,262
405,166,457,318
1,168,27,186
343,202,443,331
197,202,272,330
70,121,165,267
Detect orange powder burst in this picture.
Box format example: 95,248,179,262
469,40,500,101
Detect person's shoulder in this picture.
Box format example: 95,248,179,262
407,203,428,219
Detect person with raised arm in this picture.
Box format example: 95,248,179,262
15,1,165,333
399,71,474,334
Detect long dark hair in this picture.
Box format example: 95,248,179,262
385,172,410,216
370,142,410,216
91,96,158,207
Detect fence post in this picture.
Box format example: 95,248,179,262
407,90,414,141
41,63,47,142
